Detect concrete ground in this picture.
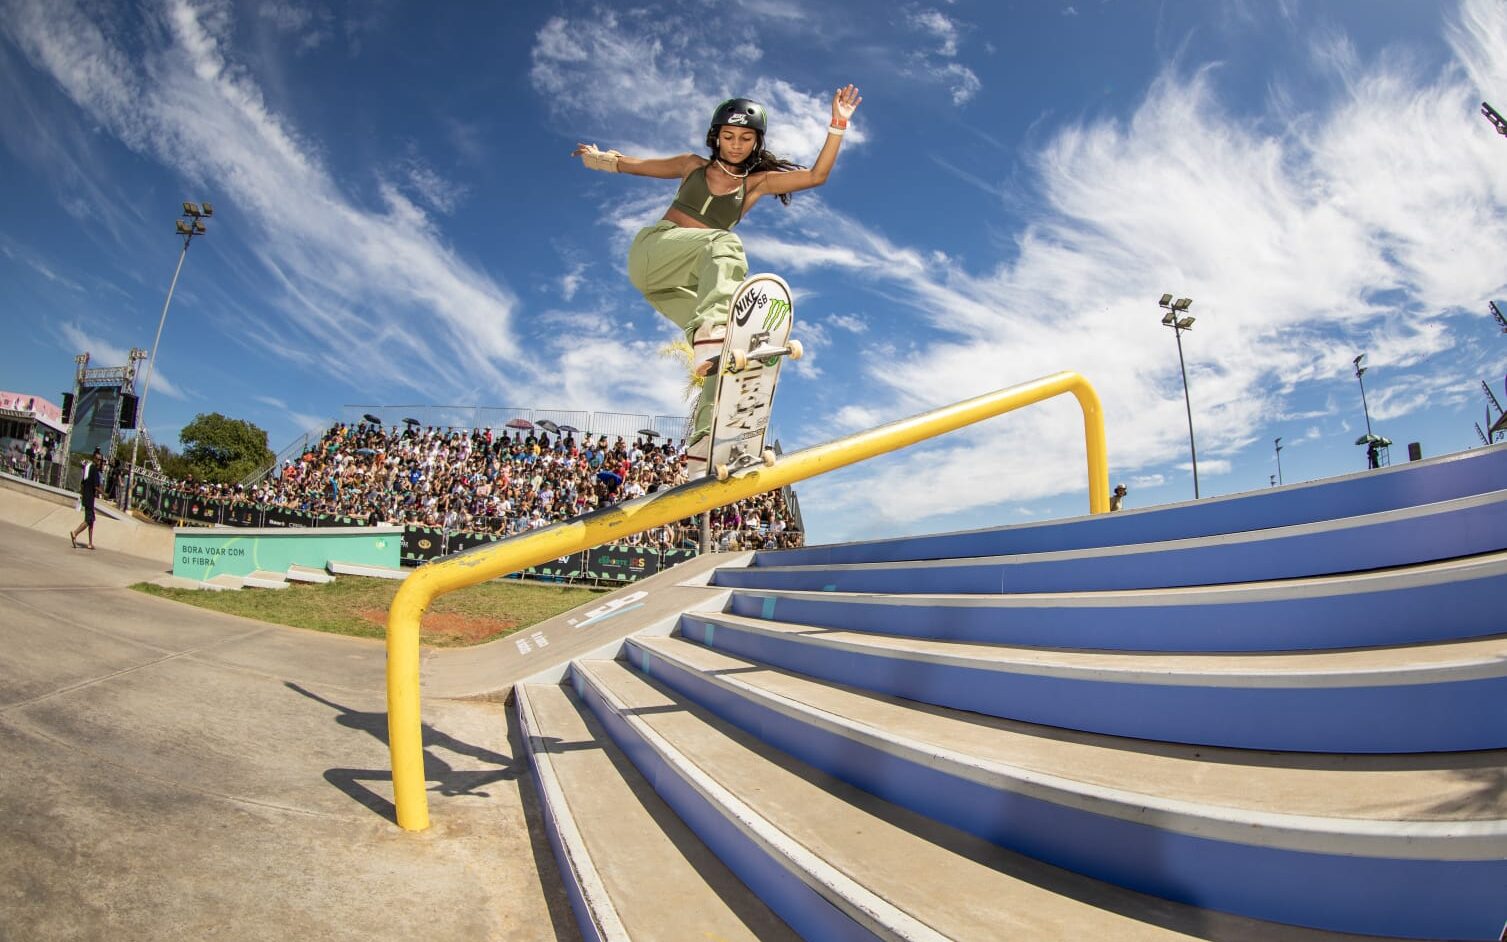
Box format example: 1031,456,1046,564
0,518,578,941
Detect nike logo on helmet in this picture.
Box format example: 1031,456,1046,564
726,114,749,125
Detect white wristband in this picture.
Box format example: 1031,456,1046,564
827,124,846,137
580,144,622,172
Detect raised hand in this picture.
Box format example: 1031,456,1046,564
832,84,862,123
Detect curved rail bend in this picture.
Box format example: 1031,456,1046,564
387,371,1109,830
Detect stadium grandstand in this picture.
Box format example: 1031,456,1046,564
123,404,803,581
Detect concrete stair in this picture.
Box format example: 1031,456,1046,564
514,445,1507,940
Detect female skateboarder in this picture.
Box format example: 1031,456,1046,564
573,84,862,465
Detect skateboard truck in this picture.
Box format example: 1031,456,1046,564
714,446,778,482
730,338,803,373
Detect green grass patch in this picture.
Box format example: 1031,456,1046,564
132,575,605,647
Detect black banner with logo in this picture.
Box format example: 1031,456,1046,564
223,502,263,528
584,546,659,583
402,526,447,564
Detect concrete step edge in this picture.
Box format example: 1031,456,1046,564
514,683,630,942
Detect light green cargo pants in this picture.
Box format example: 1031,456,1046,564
627,220,748,449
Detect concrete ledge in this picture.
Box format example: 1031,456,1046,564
286,564,335,584
328,560,406,580
243,570,290,590
204,573,245,590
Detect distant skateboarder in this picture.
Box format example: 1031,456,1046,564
572,84,862,469
70,449,102,550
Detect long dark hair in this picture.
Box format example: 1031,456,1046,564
712,135,804,206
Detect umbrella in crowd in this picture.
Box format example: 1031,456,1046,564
596,470,623,487
403,417,421,426
505,418,533,430
637,428,661,438
362,413,383,425
559,425,581,434
536,419,560,434
355,448,377,456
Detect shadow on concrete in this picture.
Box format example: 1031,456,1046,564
287,682,521,824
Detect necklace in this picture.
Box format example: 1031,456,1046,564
714,158,750,179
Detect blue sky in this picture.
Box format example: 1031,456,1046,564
3,0,1506,543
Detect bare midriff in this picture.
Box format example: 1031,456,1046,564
661,206,713,229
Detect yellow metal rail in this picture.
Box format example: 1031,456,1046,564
386,371,1108,830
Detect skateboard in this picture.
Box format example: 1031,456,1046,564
705,273,802,481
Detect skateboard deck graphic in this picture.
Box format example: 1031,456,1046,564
706,272,802,480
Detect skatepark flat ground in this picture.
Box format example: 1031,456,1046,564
0,518,576,941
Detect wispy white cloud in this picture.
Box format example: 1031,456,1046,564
904,5,981,105
3,0,526,402
530,9,867,164
827,312,868,334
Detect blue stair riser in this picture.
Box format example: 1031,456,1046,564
626,640,1507,940
755,446,1507,566
680,618,1507,753
716,496,1507,594
727,570,1507,651
566,666,883,942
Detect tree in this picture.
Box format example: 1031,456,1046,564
178,412,274,483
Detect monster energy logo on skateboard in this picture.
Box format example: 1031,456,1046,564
730,288,791,331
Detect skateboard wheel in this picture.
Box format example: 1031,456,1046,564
786,339,803,360
761,449,776,467
731,350,748,372
715,464,730,482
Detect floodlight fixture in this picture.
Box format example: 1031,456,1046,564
182,201,201,216
1158,291,1200,499
200,201,214,216
1484,101,1507,137
193,219,206,234
175,221,191,235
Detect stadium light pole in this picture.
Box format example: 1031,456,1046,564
1353,353,1374,439
1490,300,1507,334
1274,436,1283,485
1158,293,1199,499
123,201,213,512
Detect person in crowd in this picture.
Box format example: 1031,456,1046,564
1109,483,1128,512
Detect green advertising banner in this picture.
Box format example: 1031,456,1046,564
173,526,403,581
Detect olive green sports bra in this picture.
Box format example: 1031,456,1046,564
670,164,745,229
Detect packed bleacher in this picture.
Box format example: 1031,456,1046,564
171,420,803,552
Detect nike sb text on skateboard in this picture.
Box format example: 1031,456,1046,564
706,273,802,481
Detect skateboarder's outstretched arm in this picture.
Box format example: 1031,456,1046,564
743,84,862,211
570,146,701,180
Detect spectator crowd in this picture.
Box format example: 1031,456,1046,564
168,421,803,551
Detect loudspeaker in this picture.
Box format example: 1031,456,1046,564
60,392,74,424
119,393,139,429
1407,442,1422,462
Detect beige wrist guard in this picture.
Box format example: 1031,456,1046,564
580,144,622,173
